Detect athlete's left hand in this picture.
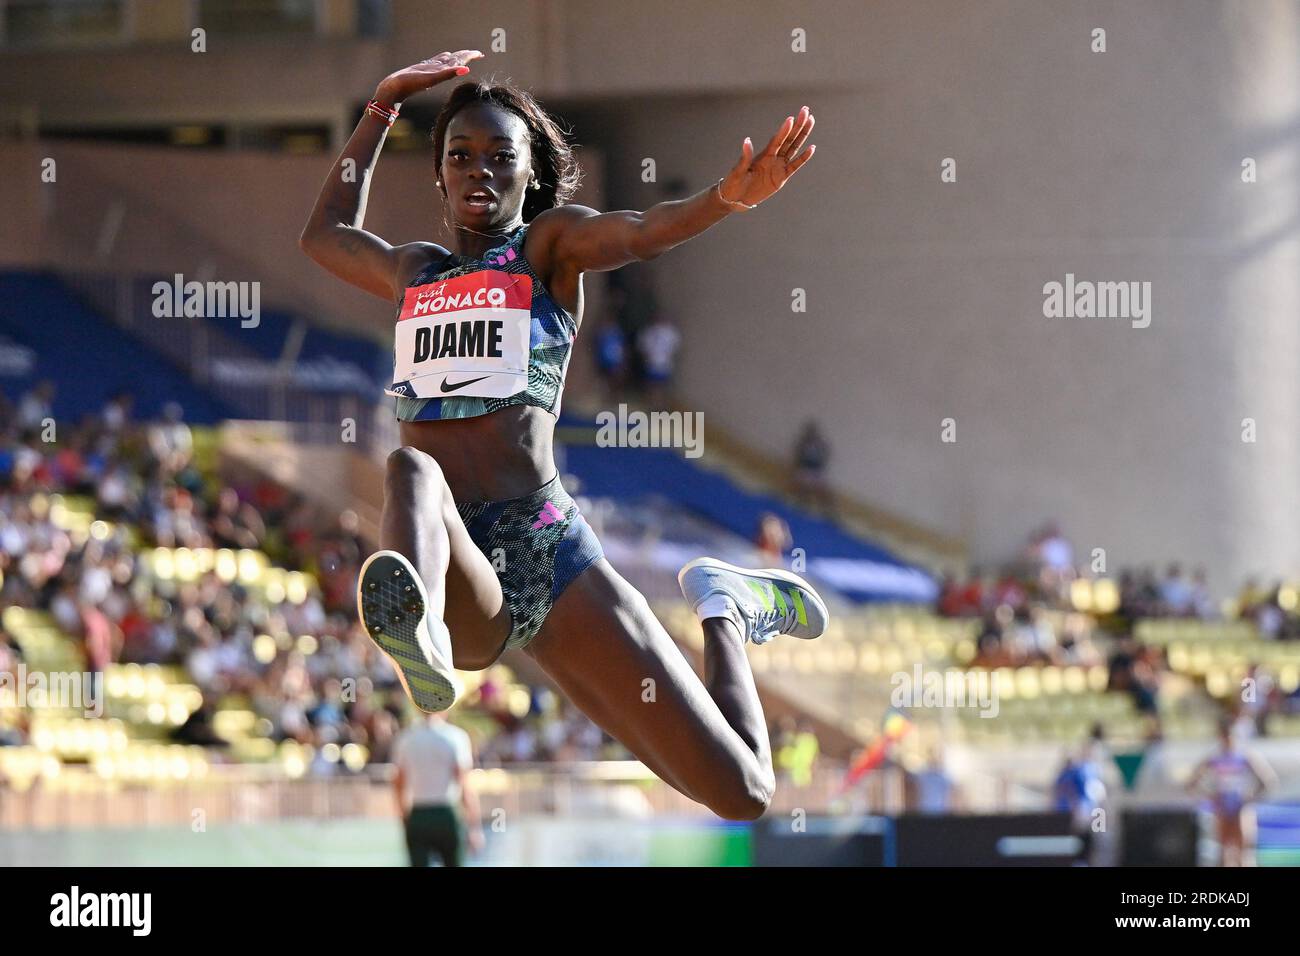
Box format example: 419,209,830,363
719,106,816,210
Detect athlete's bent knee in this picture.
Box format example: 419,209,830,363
386,446,443,490
708,771,774,821
452,642,506,672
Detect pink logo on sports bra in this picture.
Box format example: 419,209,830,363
531,501,565,529
490,248,517,267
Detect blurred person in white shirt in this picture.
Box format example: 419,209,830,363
50,581,82,634
96,462,136,519
101,393,133,433
78,560,112,606
147,402,193,473
392,712,482,866
908,748,959,814
1189,566,1216,619
1158,563,1194,616
17,381,54,432
1036,522,1073,572
636,315,681,407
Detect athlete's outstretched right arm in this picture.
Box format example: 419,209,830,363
299,50,483,301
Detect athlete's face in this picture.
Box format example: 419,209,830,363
440,103,533,226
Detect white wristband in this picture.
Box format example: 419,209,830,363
715,178,756,211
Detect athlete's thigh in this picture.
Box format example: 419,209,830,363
436,490,511,669
525,558,754,801
1217,812,1244,845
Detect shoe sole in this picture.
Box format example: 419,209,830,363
677,556,830,639
357,550,459,713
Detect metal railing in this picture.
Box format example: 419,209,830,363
0,761,951,832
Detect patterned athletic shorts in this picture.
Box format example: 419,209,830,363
457,474,604,651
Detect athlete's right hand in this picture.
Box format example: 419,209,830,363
375,50,483,105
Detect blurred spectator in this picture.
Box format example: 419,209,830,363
1237,577,1268,618
907,748,958,813
755,511,792,566
96,460,138,519
636,314,681,407
1011,605,1056,662
1053,613,1103,667
1027,521,1075,602
102,392,133,434
972,611,1016,668
393,711,482,867
1131,722,1181,803
210,487,266,550
0,622,25,747
790,420,834,515
171,694,227,747
938,570,985,618
1158,563,1193,616
1052,726,1110,864
1252,583,1288,639
1189,566,1216,619
1030,521,1073,574
1186,716,1278,867
316,509,365,612
1239,663,1274,736
146,401,193,474
593,318,628,400
772,716,820,787
17,381,54,432
990,571,1027,612
1107,634,1162,716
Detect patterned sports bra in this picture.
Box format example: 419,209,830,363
388,222,577,422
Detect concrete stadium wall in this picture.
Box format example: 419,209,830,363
579,0,1300,593
0,0,871,131
0,140,605,342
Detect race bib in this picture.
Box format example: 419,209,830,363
388,270,532,400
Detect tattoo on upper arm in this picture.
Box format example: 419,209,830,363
336,230,366,254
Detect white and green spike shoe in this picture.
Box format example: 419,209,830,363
677,557,829,645
357,550,461,712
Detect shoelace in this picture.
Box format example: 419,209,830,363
746,586,801,645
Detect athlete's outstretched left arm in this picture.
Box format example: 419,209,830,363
544,107,815,274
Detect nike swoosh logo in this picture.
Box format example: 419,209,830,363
440,375,490,393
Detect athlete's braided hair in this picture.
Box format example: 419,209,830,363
432,78,582,222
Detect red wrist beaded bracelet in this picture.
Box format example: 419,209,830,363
365,99,400,126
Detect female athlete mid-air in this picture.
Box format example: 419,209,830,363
300,49,825,820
